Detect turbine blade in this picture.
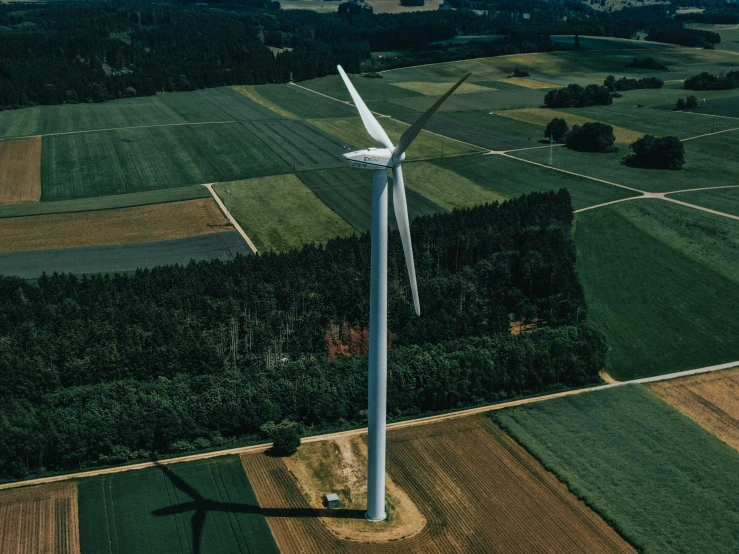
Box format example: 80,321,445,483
337,65,394,149
393,73,471,158
392,165,420,316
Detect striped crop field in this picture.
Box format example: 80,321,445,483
0,136,41,204
78,456,278,554
650,367,739,451
0,198,229,253
242,416,635,553
0,481,80,554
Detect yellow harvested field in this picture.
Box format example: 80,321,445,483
497,108,645,143
243,416,635,553
503,77,558,89
231,85,299,119
0,136,42,204
650,368,739,451
0,481,80,554
390,81,495,95
0,198,229,253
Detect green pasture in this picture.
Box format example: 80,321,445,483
297,166,445,233
574,200,739,379
0,92,231,139
0,186,209,219
248,84,354,119
687,24,739,53
41,123,290,201
307,117,483,160
512,131,739,193
670,186,739,217
495,386,739,554
215,174,355,251
433,154,639,210
78,455,278,554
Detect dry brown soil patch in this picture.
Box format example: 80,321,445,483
0,198,229,253
0,136,42,204
0,481,80,554
651,367,739,451
242,416,635,553
281,436,425,542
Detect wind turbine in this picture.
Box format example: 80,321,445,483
337,65,470,522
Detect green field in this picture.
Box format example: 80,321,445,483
0,186,209,219
575,200,739,379
434,154,639,210
78,455,278,554
513,131,739,194
297,166,445,233
495,386,739,554
671,186,739,217
41,124,290,201
214,174,356,251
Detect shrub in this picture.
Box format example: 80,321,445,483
624,135,684,170
262,420,301,456
686,95,699,109
545,84,612,108
566,122,616,153
684,71,739,91
676,98,687,110
627,57,668,70
545,117,569,142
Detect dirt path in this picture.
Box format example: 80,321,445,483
599,371,619,384
203,183,259,253
1,359,736,492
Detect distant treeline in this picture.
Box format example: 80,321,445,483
646,26,721,47
685,71,739,91
0,191,606,479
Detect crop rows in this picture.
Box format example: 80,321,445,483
0,136,41,204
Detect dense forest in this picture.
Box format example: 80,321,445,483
0,191,607,479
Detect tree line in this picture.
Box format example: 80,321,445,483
0,191,605,479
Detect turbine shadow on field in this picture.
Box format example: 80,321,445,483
150,457,363,554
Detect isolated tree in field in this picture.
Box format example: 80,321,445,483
566,122,616,153
624,135,685,170
262,420,301,456
545,118,569,142
676,97,687,110
686,95,699,109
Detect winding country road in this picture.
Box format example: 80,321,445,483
1,359,736,492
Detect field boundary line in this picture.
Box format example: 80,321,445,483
1,359,736,492
203,183,259,254
37,120,239,139
681,126,739,142
681,111,739,121
664,184,739,195
574,196,642,213
662,195,739,222
289,82,389,118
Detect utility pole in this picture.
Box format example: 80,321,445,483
548,135,554,166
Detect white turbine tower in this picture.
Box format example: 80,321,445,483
337,65,469,522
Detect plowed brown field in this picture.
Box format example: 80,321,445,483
0,481,80,554
0,136,41,204
651,367,739,451
0,198,229,253
242,416,635,553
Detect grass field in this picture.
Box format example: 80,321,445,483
650,368,739,451
496,386,739,553
231,85,300,119
670,186,739,217
0,481,80,554
0,185,210,219
434,154,639,209
513,131,739,194
0,199,228,253
497,108,645,143
214,175,355,251
297,167,444,233
389,81,495,96
238,85,354,120
41,123,290,201
0,136,41,204
574,200,739,379
78,455,278,554
243,417,634,553
307,117,483,160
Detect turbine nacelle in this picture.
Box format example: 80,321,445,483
343,148,395,170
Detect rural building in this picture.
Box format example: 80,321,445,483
324,493,340,509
